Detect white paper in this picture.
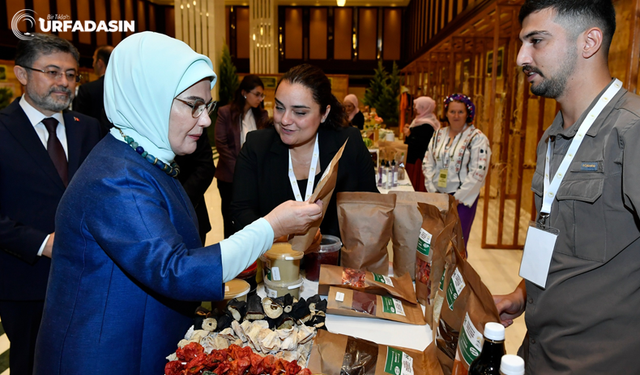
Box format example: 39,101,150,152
519,225,558,288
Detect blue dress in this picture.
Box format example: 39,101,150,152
34,135,224,375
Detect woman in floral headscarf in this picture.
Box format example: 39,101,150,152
423,93,491,249
34,32,321,375
402,96,440,191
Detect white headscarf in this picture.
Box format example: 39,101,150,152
343,94,360,122
104,32,217,164
410,96,440,131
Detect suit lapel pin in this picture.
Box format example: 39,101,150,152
74,117,80,122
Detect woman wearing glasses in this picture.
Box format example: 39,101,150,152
215,75,269,238
33,32,322,375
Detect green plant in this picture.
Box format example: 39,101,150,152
363,61,400,127
209,44,239,146
0,87,13,110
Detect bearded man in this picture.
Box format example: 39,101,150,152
0,33,101,375
493,0,640,373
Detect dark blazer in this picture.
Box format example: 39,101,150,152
175,126,216,240
0,98,101,301
404,123,435,164
231,126,379,238
34,135,224,375
350,111,365,130
214,104,269,183
73,76,111,137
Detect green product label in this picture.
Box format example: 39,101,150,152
384,347,414,375
373,273,394,287
416,228,433,256
446,267,465,310
458,313,483,365
381,296,406,316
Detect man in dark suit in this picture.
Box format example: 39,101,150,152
72,45,113,136
0,34,101,375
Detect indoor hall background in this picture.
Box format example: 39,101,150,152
401,0,640,249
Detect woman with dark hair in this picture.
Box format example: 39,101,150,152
423,93,491,249
215,75,269,238
231,64,378,243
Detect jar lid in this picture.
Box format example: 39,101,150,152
238,261,257,278
263,276,304,289
224,279,250,299
265,243,304,260
318,234,342,253
483,322,505,341
499,355,525,375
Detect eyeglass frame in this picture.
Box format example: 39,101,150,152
174,97,218,118
20,65,81,82
248,90,265,99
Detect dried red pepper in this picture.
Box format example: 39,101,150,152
342,268,366,288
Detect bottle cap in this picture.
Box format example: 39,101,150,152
483,322,505,341
499,354,524,375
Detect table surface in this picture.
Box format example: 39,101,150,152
257,278,432,351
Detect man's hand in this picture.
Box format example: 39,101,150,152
42,233,55,258
265,200,323,239
493,279,527,327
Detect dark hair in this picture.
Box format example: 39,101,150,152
277,64,347,130
230,74,265,127
15,33,80,68
95,45,113,66
519,0,616,54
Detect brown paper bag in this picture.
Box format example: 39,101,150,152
450,259,502,375
318,265,417,304
308,330,441,375
389,192,451,279
435,242,469,375
327,286,425,325
337,192,396,275
290,140,347,252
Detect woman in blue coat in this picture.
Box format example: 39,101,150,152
33,32,322,375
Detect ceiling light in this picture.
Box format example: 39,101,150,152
337,0,346,7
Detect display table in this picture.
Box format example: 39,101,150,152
257,277,432,351
378,174,415,194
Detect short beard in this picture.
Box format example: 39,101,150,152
27,85,73,112
529,47,577,99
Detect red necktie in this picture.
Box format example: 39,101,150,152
42,117,68,186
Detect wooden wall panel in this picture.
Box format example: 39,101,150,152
57,0,73,40
6,1,26,34
110,0,122,45
383,8,401,61
94,0,108,45
137,1,146,32
333,8,352,60
76,0,91,44
165,7,175,38
124,0,134,37
148,3,156,32
236,7,250,59
358,8,377,60
285,8,302,59
33,0,50,28
309,8,327,60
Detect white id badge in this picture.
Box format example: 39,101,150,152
519,221,559,288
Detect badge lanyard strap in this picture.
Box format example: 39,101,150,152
288,133,320,202
437,125,467,168
541,79,622,217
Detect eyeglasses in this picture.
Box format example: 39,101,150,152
175,97,217,118
21,66,80,82
249,90,265,99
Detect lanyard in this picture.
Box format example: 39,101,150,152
288,133,320,201
541,79,622,216
436,125,467,168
